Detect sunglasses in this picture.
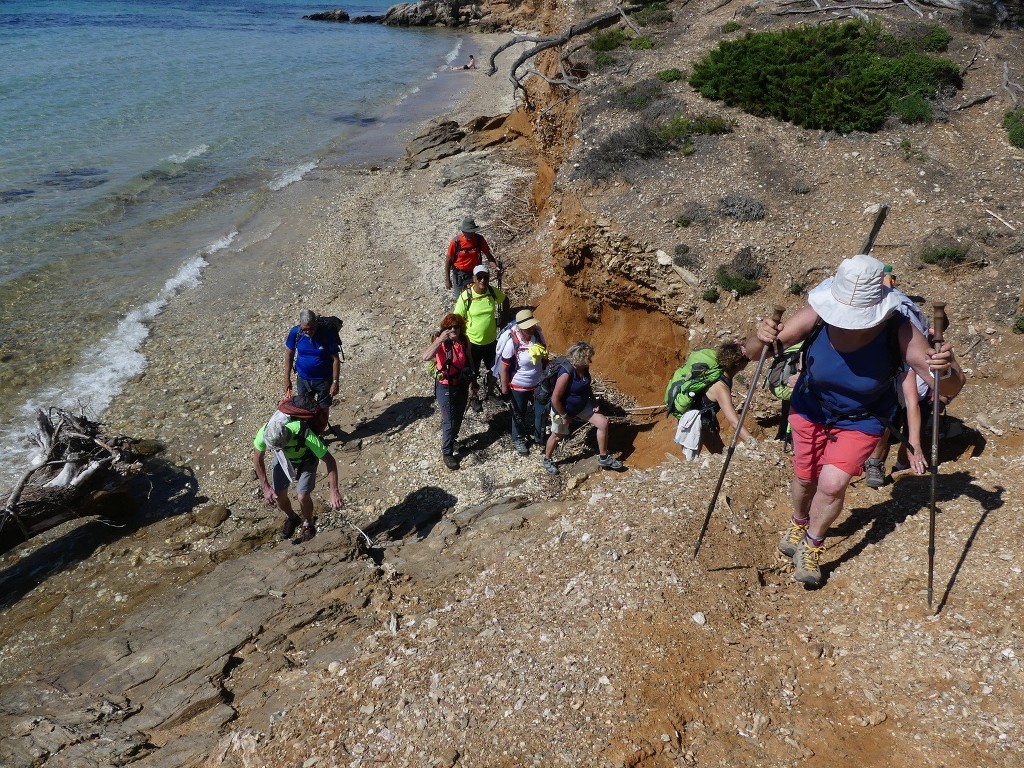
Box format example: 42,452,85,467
475,273,490,281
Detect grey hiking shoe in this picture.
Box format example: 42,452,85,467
778,521,808,558
541,457,559,476
863,458,886,488
597,454,624,470
514,440,529,456
793,538,826,587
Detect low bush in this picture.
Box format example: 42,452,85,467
655,114,734,143
703,287,720,303
594,51,617,69
673,244,696,268
591,29,628,52
920,244,968,267
630,36,655,50
920,24,952,52
1014,315,1024,334
575,122,667,180
789,281,804,295
689,20,962,132
716,266,760,296
657,67,684,82
723,21,741,33
729,246,765,280
719,195,766,221
1004,108,1024,149
894,93,933,124
634,3,673,26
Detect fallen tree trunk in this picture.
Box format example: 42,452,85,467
0,409,144,554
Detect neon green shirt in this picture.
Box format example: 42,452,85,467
454,285,506,344
254,420,328,464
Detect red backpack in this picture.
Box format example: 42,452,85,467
276,394,329,436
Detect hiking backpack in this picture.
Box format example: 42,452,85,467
288,316,345,367
275,393,329,437
489,321,546,381
763,342,804,401
664,348,722,418
533,356,573,413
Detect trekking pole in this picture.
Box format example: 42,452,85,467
927,301,947,610
693,305,785,559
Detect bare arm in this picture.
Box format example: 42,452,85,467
708,381,753,443
330,353,341,397
421,329,459,361
900,372,927,474
900,322,965,401
284,347,295,394
745,305,820,361
550,372,571,416
253,449,276,505
321,452,343,510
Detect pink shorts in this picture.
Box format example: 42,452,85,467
788,412,882,481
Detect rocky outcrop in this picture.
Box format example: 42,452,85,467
383,0,482,27
303,8,351,21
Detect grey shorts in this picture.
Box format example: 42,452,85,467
271,454,318,495
550,403,594,436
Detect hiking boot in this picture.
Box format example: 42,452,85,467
279,514,300,541
514,440,529,456
442,454,460,470
469,396,483,413
298,521,316,543
792,538,826,587
597,454,624,470
541,457,559,476
777,521,808,558
863,459,886,488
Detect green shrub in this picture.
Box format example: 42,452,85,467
654,114,734,143
716,265,761,295
675,214,691,228
673,244,695,267
575,122,667,180
1007,241,1024,255
657,67,685,82
723,21,741,33
703,287,720,302
1005,108,1024,149
1014,315,1024,334
688,20,962,133
920,24,952,52
591,29,628,52
634,3,673,26
894,93,933,124
594,51,617,68
920,245,968,266
789,281,803,295
630,36,655,50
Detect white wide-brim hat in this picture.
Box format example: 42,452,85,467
808,254,902,330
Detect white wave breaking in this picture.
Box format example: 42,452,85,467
166,143,210,164
0,232,238,487
269,161,318,191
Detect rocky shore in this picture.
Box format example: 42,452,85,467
3,4,1024,768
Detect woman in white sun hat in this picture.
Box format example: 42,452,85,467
744,253,965,588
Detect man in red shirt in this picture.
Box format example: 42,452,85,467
444,216,500,295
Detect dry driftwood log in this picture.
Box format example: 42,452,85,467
0,408,144,554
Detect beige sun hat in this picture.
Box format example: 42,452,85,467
808,254,902,330
514,308,538,330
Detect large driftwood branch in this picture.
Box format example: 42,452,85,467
0,408,143,554
773,3,897,15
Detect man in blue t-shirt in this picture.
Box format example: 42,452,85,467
284,309,341,415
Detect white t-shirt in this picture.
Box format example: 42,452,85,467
500,329,543,390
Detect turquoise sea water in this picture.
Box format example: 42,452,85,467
0,0,465,484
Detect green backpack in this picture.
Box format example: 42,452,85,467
665,348,722,418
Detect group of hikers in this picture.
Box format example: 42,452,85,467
251,214,967,590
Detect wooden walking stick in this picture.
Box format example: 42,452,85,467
928,301,947,610
694,306,785,559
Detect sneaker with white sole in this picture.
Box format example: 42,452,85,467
597,454,624,470
863,458,886,488
777,521,808,558
792,538,826,587
514,440,529,456
541,457,559,476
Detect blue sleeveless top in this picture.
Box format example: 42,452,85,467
790,317,905,435
560,365,594,416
